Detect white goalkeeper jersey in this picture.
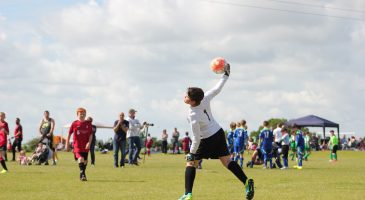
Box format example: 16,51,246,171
187,75,229,154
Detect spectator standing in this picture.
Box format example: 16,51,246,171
87,117,97,166
11,118,23,161
113,112,129,168
340,135,347,150
172,127,180,154
0,112,9,173
38,110,57,165
127,109,144,165
161,129,168,154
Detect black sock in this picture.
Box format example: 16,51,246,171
79,163,84,176
1,160,8,171
185,166,196,194
228,161,247,185
83,164,87,174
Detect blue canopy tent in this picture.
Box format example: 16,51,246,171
285,115,340,139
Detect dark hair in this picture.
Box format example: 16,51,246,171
293,124,300,129
187,87,204,105
240,120,246,126
263,121,269,127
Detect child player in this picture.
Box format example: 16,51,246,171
0,112,9,173
303,132,311,161
227,122,235,160
234,120,248,168
328,130,339,162
66,108,93,181
289,131,297,161
259,121,274,169
293,124,304,169
280,128,290,169
179,62,254,200
182,132,192,155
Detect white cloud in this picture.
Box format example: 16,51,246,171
0,0,364,141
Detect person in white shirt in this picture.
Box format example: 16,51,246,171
178,63,254,200
273,123,283,147
126,109,145,166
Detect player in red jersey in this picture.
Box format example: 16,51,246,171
11,118,23,161
65,108,93,181
0,112,9,173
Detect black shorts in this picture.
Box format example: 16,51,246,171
195,129,229,160
74,152,88,161
332,145,338,154
282,145,289,158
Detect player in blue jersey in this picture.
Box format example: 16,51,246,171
233,120,248,168
227,122,236,160
293,124,304,170
259,121,274,169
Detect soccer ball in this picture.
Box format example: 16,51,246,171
210,57,226,74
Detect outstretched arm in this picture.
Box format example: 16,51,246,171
204,63,230,101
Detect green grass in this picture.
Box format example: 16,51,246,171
2,151,364,200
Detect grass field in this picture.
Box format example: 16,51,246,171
1,151,364,200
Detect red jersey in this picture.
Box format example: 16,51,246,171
68,120,92,153
14,124,23,139
182,136,191,151
145,137,153,148
0,121,9,147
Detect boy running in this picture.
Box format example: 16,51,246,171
328,130,339,162
0,112,9,173
66,108,93,181
179,63,254,200
259,121,274,169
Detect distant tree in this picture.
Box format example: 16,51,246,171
250,118,288,140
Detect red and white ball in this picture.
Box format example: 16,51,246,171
210,57,226,74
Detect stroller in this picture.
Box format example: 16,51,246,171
31,138,53,165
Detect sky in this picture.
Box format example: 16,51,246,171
0,0,364,142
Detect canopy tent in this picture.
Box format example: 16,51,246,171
285,115,340,139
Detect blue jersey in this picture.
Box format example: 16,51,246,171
295,130,305,148
233,127,246,147
259,128,273,149
227,130,234,147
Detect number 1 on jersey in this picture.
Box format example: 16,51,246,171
204,109,211,121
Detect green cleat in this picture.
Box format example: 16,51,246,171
245,179,254,200
178,193,192,200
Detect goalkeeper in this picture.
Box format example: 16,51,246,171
178,63,254,200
